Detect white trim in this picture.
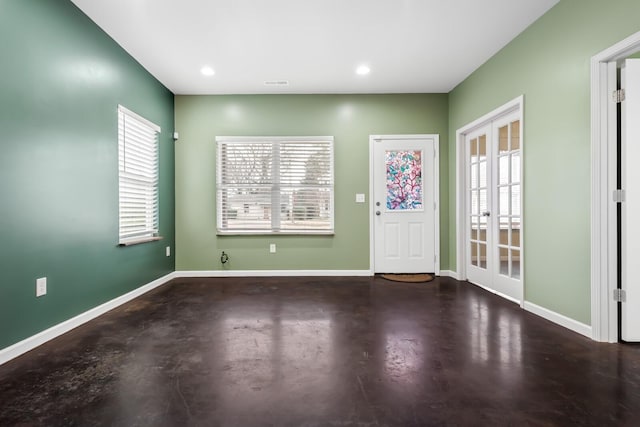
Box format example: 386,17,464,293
176,270,374,278
455,96,524,304
455,97,522,136
524,301,592,339
369,137,375,273
434,135,441,275
368,134,441,275
468,280,522,306
215,136,334,143
590,30,640,342
0,272,177,366
439,270,460,280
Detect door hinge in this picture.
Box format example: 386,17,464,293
613,189,625,203
434,254,437,263
613,288,626,302
613,89,626,103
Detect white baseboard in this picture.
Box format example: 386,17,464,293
176,269,374,278
0,272,177,366
439,270,460,280
469,281,522,305
523,301,592,339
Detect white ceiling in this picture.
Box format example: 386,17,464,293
70,0,560,95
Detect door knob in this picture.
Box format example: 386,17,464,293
376,211,381,216
482,211,491,217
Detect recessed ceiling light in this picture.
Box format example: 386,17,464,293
356,65,370,76
200,66,215,76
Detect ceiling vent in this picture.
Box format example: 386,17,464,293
264,80,289,86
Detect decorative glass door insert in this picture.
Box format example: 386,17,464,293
386,150,423,211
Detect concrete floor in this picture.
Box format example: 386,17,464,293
1,276,639,426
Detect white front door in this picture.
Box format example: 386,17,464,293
464,109,522,302
621,58,640,341
372,135,438,273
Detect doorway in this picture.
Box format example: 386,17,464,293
369,135,440,274
590,30,640,342
456,97,524,304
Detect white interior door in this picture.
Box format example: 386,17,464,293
464,111,522,302
621,58,640,341
373,136,437,273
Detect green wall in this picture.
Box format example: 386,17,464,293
175,94,448,271
448,0,640,324
0,0,175,349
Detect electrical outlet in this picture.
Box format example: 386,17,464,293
355,193,366,203
166,246,171,257
36,277,47,297
270,243,276,253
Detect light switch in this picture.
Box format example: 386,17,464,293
36,277,47,297
355,193,366,203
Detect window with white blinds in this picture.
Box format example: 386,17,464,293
216,136,334,234
118,105,161,245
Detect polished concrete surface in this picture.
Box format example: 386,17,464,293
1,276,639,426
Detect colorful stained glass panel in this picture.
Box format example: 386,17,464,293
385,150,423,210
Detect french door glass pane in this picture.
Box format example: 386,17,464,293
499,220,509,245
499,156,509,185
479,217,487,242
472,191,479,215
479,243,487,268
479,161,487,188
471,163,478,188
512,249,521,279
479,189,487,212
511,121,520,150
471,216,479,240
512,185,521,216
498,125,509,153
479,135,486,157
511,153,521,183
499,247,509,276
512,219,521,248
472,242,478,266
499,186,509,216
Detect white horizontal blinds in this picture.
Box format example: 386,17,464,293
118,106,160,243
279,141,333,232
216,137,334,234
218,141,274,232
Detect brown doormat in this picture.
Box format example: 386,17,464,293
381,273,434,283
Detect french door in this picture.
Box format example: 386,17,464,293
465,110,522,302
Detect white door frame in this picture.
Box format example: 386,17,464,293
590,30,640,342
369,134,440,275
455,96,524,306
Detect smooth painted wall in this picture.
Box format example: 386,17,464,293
175,94,448,271
0,0,175,349
448,0,640,324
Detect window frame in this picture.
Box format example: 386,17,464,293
215,136,335,235
117,105,162,246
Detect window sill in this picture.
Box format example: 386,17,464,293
118,236,163,247
217,231,334,236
